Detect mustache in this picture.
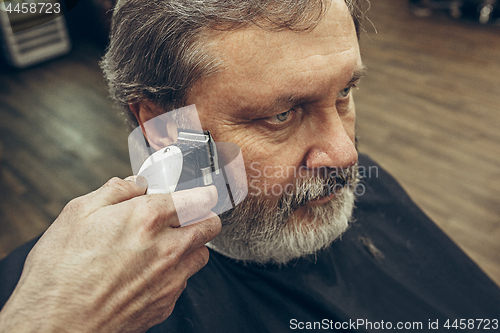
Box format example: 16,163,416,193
279,164,359,210
218,164,359,229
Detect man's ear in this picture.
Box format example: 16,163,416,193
129,101,178,151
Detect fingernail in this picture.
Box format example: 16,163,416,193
125,175,137,182
135,175,148,189
125,175,148,189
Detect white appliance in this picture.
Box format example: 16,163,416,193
0,0,71,68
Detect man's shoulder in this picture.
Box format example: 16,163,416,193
348,153,500,318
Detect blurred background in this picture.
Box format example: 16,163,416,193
0,0,499,287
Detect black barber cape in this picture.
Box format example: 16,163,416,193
1,154,499,332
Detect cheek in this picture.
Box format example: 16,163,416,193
246,162,296,198
342,102,356,142
244,150,309,199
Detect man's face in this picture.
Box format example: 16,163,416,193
185,0,363,263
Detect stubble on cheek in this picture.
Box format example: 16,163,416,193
246,162,301,199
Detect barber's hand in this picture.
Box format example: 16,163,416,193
0,176,221,333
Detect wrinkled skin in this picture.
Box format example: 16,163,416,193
0,178,221,333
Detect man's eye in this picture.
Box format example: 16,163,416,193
337,86,351,99
268,110,291,123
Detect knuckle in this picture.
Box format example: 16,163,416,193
161,243,183,264
185,226,206,245
199,214,222,239
136,203,168,236
104,177,124,188
102,177,142,198
177,278,188,293
160,275,187,300
147,205,165,223
135,195,178,236
106,177,135,193
186,247,210,274
62,196,85,215
178,215,221,245
164,305,175,319
197,246,210,267
151,300,176,326
209,215,222,235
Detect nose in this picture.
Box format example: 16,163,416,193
304,115,358,171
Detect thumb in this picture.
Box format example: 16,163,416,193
85,176,148,211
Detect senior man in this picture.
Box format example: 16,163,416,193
1,0,500,332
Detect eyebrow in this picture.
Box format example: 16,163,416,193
348,66,367,86
270,65,367,112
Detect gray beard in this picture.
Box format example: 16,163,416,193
208,164,358,265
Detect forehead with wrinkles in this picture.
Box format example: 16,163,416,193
187,0,361,118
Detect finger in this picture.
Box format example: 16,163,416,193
85,176,148,210
125,175,149,192
130,186,219,234
171,212,221,254
180,211,218,227
177,246,211,280
171,186,218,225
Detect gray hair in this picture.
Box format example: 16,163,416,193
101,0,369,128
